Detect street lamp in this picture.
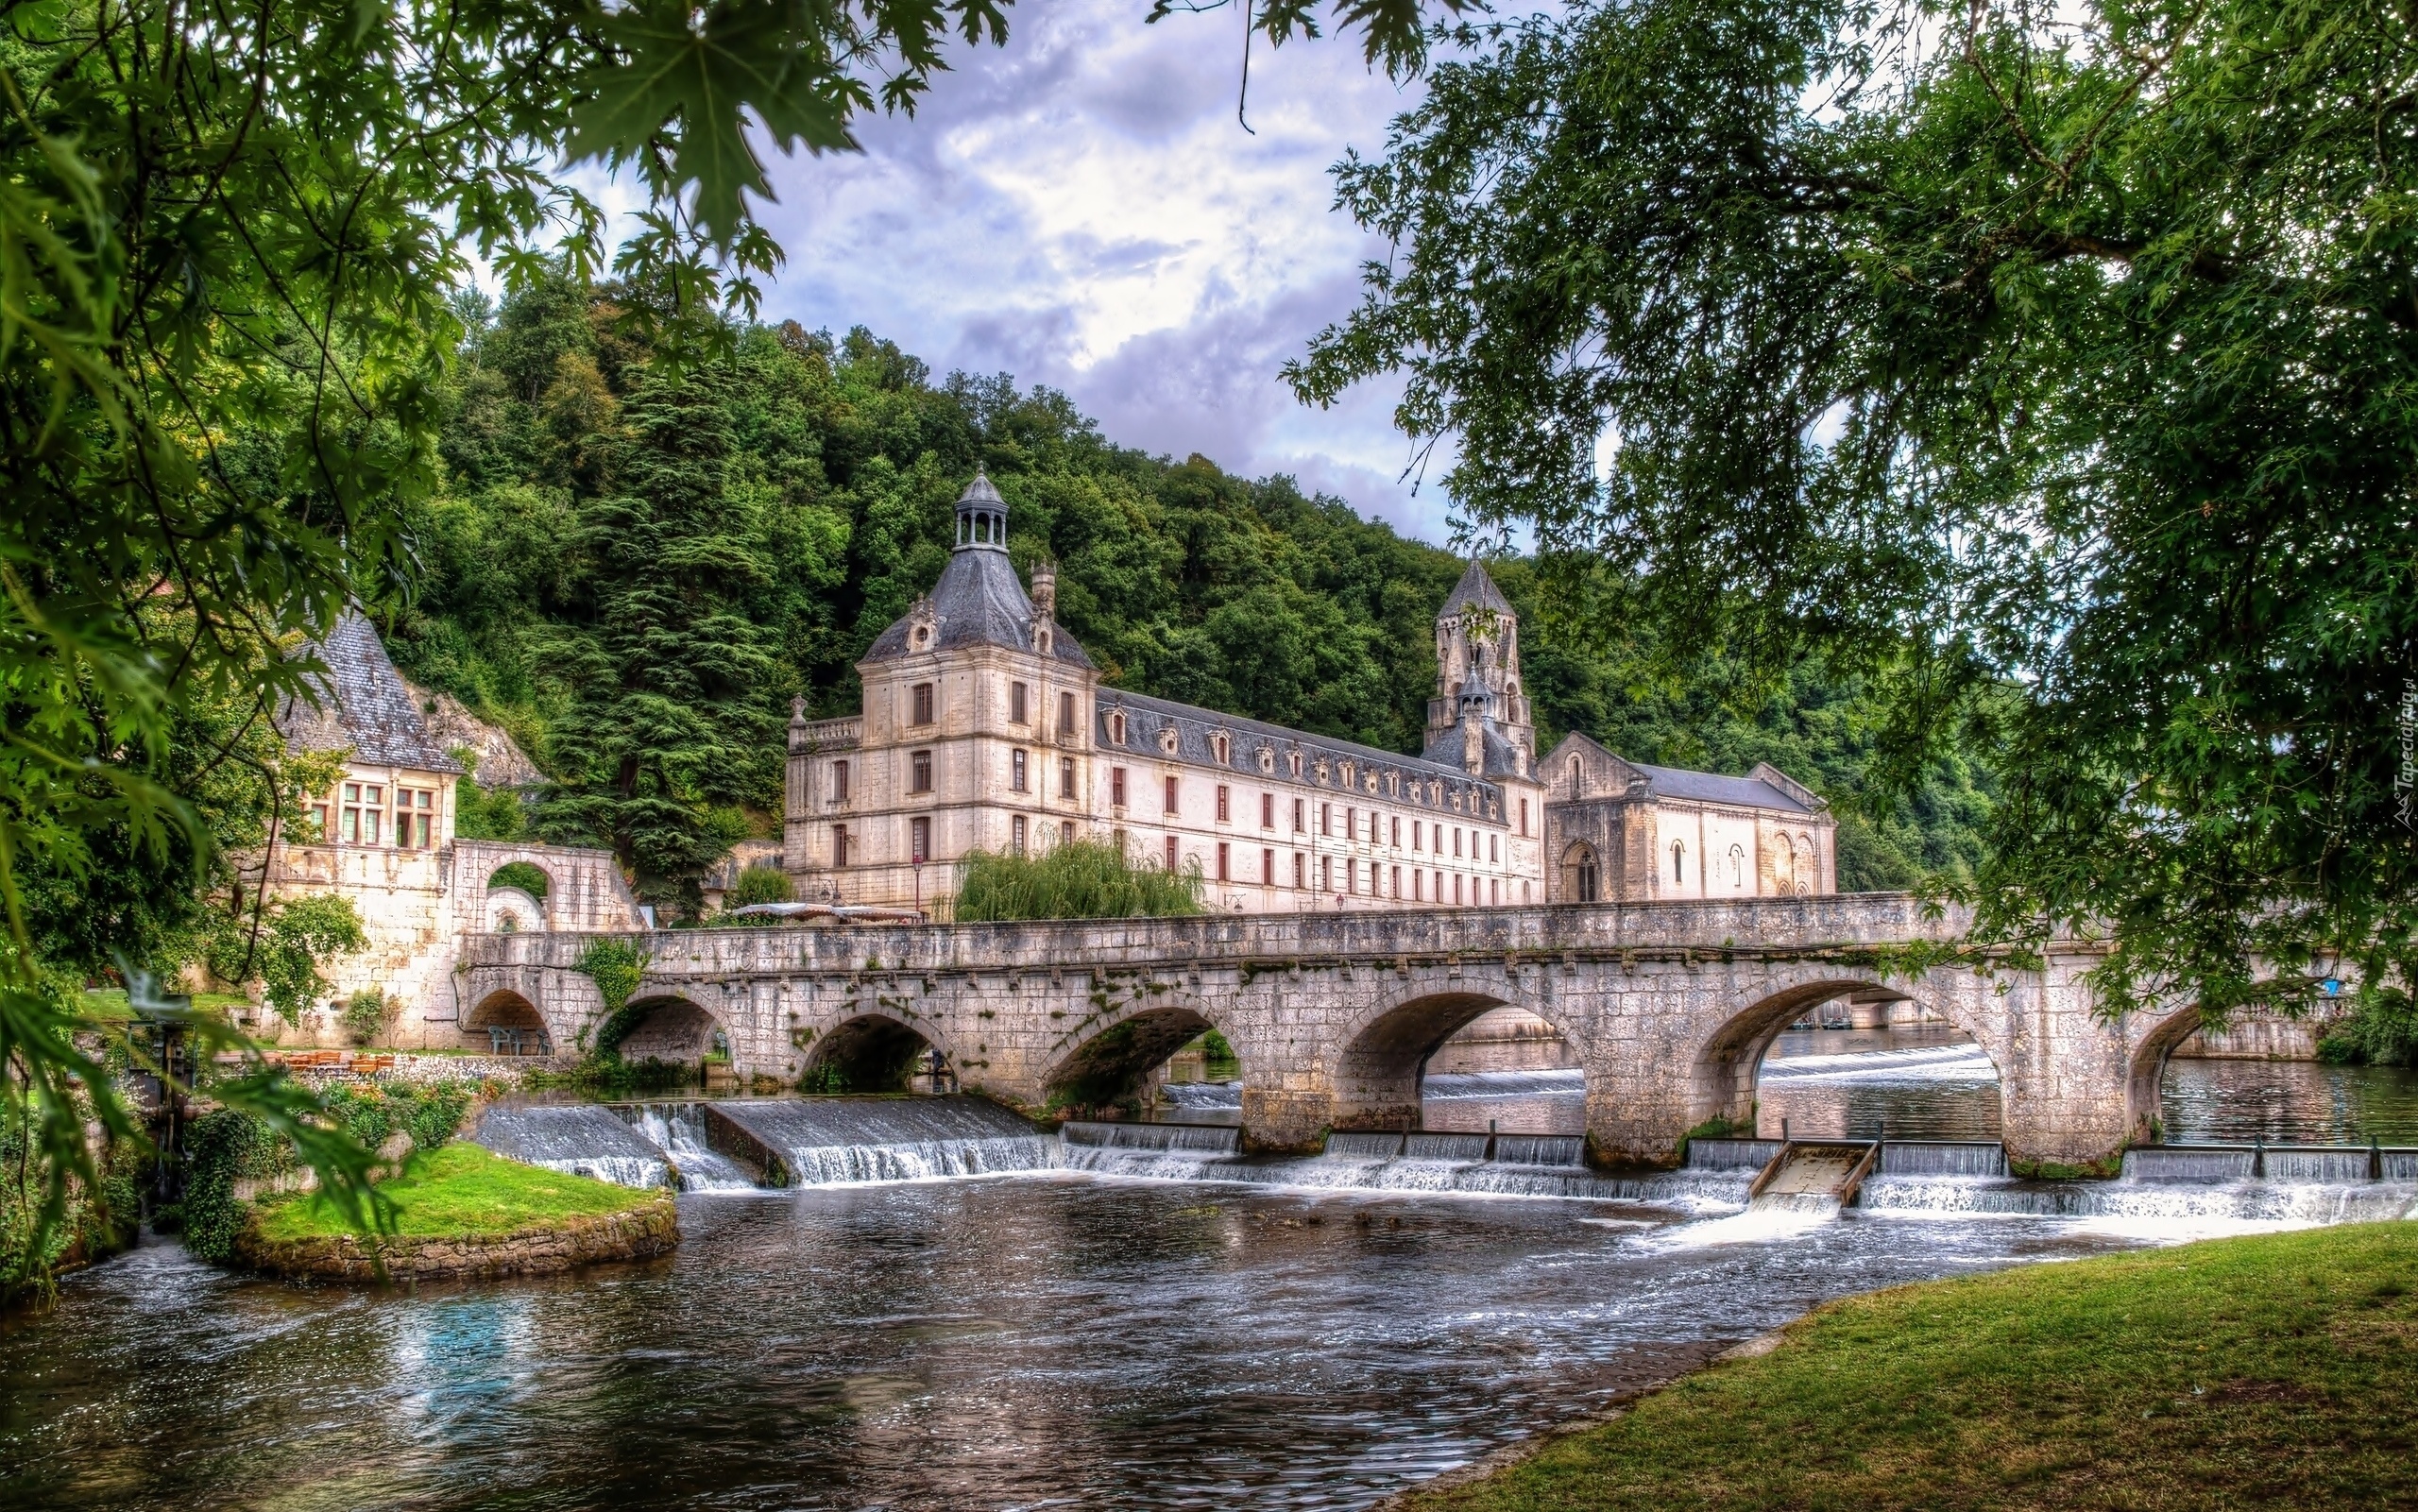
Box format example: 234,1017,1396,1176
911,855,924,914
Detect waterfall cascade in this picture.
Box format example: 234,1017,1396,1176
622,1103,758,1192
473,1105,674,1189
711,1096,1061,1184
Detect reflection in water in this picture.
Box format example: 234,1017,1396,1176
2160,1058,2418,1145
4,1180,2149,1512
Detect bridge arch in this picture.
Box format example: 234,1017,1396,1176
2125,999,2239,1147
802,1009,953,1094
1331,989,1581,1133
607,991,728,1067
1691,974,2002,1140
1043,1002,1242,1117
463,988,551,1053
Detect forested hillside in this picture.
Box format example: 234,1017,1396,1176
383,282,1990,907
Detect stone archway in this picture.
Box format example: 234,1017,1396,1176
1688,976,2003,1138
463,989,550,1054
1561,841,1600,904
609,994,727,1067
1043,1004,1236,1116
2126,1000,2228,1147
802,1011,945,1094
1329,989,1575,1132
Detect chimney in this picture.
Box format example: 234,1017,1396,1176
1030,558,1058,622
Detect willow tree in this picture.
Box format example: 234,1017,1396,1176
1293,0,2418,1039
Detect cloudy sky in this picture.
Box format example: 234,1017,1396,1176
738,0,1460,543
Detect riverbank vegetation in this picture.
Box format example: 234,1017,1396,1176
1395,1222,2418,1511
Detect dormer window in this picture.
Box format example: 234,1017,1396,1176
1212,733,1231,764
1108,710,1127,743
1288,751,1303,778
1159,725,1180,756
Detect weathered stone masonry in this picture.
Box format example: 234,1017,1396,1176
460,893,2194,1175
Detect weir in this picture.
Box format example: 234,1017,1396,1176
474,1105,672,1189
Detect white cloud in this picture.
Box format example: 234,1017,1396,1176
742,0,1463,543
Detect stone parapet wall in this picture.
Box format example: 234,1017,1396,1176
236,1195,677,1282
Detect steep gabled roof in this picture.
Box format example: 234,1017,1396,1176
1540,731,1818,814
1439,560,1514,617
859,549,1096,669
280,610,465,774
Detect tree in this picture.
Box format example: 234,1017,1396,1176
1292,0,2418,1028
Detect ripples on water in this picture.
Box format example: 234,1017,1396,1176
4,1177,2160,1512
10,1036,2418,1511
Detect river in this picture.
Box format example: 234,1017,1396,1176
6,1037,2416,1511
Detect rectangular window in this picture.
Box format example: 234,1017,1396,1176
911,682,934,725
1218,842,1231,881
1321,803,1332,837
1454,827,1463,858
833,759,850,803
1164,775,1179,815
1217,785,1231,823
1262,846,1274,883
1456,874,1464,905
1166,836,1180,872
1519,797,1529,837
1491,877,1500,905
1059,690,1076,737
400,788,434,848
911,750,933,794
1293,798,1305,833
1391,816,1401,847
1261,792,1274,828
1012,815,1028,855
1012,749,1029,792
1011,681,1029,723
911,816,931,863
1490,834,1500,863
308,799,331,841
1414,870,1423,901
1060,756,1076,799
1062,820,1075,845
1112,767,1128,807
1320,856,1332,892
1347,859,1357,894
1391,864,1401,897
833,824,851,866
1414,820,1423,851
1294,853,1305,889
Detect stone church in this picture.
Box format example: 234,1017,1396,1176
783,473,1837,915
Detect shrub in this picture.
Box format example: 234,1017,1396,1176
725,864,792,912
954,840,1203,922
181,1110,285,1263
341,988,391,1045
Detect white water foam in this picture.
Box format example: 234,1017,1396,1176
1758,1043,2001,1083
1422,1068,1586,1100
624,1104,760,1193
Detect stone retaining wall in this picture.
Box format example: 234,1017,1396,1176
236,1195,678,1283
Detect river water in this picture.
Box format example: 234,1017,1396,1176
8,1036,2418,1511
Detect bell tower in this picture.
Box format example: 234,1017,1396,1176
1425,561,1533,767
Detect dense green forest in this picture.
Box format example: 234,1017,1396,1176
383,282,1992,909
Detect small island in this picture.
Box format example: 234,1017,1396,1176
238,1144,677,1283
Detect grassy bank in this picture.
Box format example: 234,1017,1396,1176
255,1144,654,1242
1400,1222,2418,1511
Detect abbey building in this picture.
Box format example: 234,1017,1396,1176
785,474,1837,914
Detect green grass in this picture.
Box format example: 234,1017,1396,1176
79,988,249,1022
253,1143,655,1242
1401,1222,2418,1512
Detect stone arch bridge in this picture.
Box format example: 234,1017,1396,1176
457,893,2183,1175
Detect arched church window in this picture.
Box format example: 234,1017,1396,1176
1671,841,1685,884
1729,842,1745,888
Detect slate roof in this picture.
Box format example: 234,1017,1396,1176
1100,688,1505,815
280,610,466,774
1439,560,1514,617
1629,761,1813,814
860,548,1096,670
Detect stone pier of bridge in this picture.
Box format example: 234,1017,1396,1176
456,894,2194,1175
